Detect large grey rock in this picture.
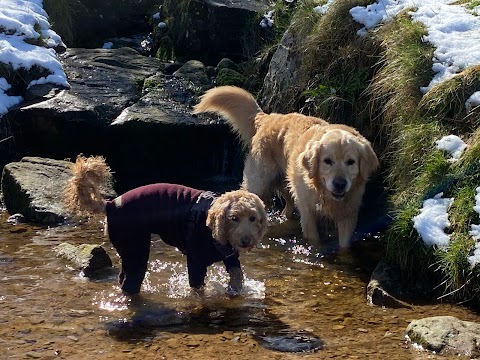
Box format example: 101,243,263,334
5,48,243,193
1,157,73,224
160,0,269,65
8,48,162,161
26,47,161,124
406,316,480,357
1,157,116,224
258,29,304,113
54,242,113,277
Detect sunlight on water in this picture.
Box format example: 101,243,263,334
138,259,265,300
155,262,266,300
92,260,266,314
93,291,130,312
267,209,288,224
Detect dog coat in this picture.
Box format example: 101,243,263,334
104,183,240,294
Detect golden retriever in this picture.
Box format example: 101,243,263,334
64,155,268,295
193,86,379,249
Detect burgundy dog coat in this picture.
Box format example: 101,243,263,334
104,183,240,294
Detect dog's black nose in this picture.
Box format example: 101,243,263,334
333,177,347,192
240,236,251,247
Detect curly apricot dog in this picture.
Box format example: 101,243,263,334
64,155,268,295
193,86,378,249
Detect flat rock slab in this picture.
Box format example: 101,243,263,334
55,242,113,277
406,316,480,357
1,157,116,224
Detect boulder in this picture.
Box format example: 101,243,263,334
406,316,480,357
54,242,113,277
8,48,161,161
173,60,212,90
159,0,269,65
1,157,116,224
44,0,158,48
258,28,304,113
366,259,412,308
5,48,243,194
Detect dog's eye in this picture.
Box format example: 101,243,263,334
324,158,333,165
229,215,239,222
249,216,256,222
346,159,355,166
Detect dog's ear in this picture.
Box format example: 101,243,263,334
206,198,230,245
301,141,322,178
253,194,269,238
358,140,379,180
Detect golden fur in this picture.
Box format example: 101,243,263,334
64,155,268,253
193,86,379,248
207,189,268,251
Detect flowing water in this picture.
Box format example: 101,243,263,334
1,207,479,360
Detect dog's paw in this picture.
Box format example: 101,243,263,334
190,286,205,298
226,285,242,297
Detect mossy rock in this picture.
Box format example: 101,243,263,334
216,58,241,73
215,68,246,87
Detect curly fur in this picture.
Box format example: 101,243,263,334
64,155,113,216
206,189,268,251
194,86,379,249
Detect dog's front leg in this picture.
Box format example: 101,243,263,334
297,203,321,244
337,217,357,249
227,267,243,295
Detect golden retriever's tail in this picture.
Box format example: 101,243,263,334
193,86,262,146
64,155,113,216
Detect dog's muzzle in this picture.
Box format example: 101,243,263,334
240,236,254,249
331,177,347,200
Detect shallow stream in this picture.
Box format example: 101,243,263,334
1,208,479,359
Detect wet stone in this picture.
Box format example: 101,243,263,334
26,352,42,358
260,333,323,353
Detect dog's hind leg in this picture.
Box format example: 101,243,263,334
280,188,296,219
111,230,151,295
241,154,280,205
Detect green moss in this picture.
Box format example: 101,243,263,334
215,68,246,87
449,186,477,231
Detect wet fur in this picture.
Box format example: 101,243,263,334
193,86,379,248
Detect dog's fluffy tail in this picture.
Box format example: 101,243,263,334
64,155,113,216
193,86,262,146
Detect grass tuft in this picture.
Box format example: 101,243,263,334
419,66,480,132
43,0,78,45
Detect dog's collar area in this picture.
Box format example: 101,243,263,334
213,241,237,259
186,190,237,259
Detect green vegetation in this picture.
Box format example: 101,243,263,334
43,0,77,45
216,68,246,87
